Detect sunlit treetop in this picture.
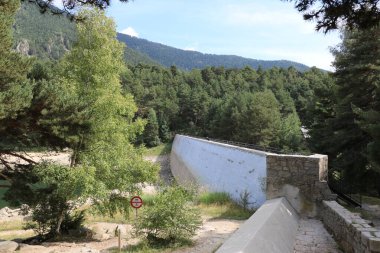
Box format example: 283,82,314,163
285,0,380,33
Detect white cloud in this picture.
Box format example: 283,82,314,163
260,48,335,71
184,47,196,51
223,3,316,35
120,27,139,37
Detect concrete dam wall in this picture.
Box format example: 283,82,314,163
170,135,333,215
170,135,267,208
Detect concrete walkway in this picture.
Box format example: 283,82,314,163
293,218,342,253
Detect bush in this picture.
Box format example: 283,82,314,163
133,186,202,245
23,192,85,238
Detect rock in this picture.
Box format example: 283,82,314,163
113,224,130,237
18,244,52,253
89,222,132,241
0,241,18,253
15,39,30,56
90,224,110,241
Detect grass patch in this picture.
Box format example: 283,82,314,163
140,194,156,206
198,203,253,220
85,210,130,224
196,192,254,220
362,195,380,205
144,143,172,156
0,230,35,241
198,192,231,205
114,239,192,253
0,220,24,231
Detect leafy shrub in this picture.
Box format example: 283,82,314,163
133,186,202,245
23,192,85,237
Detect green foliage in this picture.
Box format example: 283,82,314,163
288,0,380,32
42,9,158,231
197,192,231,205
196,192,254,220
13,1,76,60
144,142,173,156
123,65,332,152
13,2,160,66
279,112,304,151
143,108,161,147
3,9,159,236
134,186,202,245
0,0,33,122
307,27,380,196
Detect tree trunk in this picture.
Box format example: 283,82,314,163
55,211,65,235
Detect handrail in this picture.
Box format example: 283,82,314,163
328,170,362,207
182,134,311,156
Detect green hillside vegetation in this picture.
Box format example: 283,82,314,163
125,64,332,152
13,1,159,65
13,2,76,60
117,33,311,71
13,2,311,71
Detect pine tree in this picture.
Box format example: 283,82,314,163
319,28,380,190
6,9,159,235
144,108,161,147
0,0,33,149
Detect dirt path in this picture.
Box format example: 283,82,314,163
144,154,173,184
40,218,242,253
172,219,243,253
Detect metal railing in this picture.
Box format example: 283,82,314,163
183,135,311,156
328,170,362,207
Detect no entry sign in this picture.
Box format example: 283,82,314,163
130,196,143,209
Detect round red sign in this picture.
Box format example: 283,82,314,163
130,196,143,209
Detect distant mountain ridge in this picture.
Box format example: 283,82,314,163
116,33,310,71
14,2,310,71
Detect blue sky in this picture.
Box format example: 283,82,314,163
105,0,340,70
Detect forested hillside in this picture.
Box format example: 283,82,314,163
14,2,311,71
124,64,332,152
117,33,311,71
13,1,159,65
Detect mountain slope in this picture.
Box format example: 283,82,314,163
14,2,310,71
14,2,76,60
117,33,310,71
13,1,159,66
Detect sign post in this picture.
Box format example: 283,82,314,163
130,196,143,221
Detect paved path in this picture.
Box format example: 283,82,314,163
293,218,342,253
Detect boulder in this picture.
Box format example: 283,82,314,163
0,241,18,253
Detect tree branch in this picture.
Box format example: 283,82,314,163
2,152,37,165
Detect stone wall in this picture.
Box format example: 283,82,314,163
320,200,380,253
266,154,333,217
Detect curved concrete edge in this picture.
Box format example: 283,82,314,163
216,197,299,253
170,134,267,208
